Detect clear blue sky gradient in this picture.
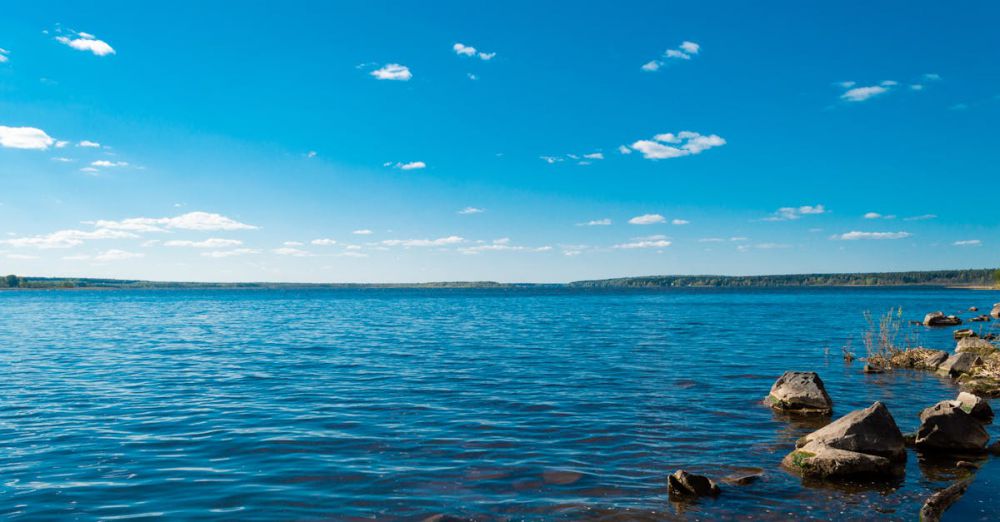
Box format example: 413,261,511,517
0,1,997,282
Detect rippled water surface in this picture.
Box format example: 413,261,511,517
1,287,998,520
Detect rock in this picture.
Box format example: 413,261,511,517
988,441,1000,456
956,337,997,356
783,402,905,479
919,478,973,522
667,470,720,498
992,303,1000,320
956,460,979,470
971,315,992,322
956,391,993,423
953,329,977,340
959,375,1000,398
923,350,950,370
863,363,885,374
915,400,989,452
924,311,962,327
937,352,982,377
969,307,979,312
765,371,833,414
721,469,763,486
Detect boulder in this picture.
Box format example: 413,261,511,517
923,350,950,370
953,329,977,340
971,315,991,322
919,479,972,522
937,353,982,377
969,307,979,312
667,470,720,498
956,391,994,423
956,337,997,356
914,400,989,452
924,311,962,327
783,402,906,479
863,363,885,374
992,303,1000,320
764,371,833,414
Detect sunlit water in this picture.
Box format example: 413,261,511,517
0,287,998,520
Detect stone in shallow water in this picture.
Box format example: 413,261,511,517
953,328,977,340
919,478,972,522
765,371,833,414
915,400,989,452
924,311,962,326
956,337,997,356
782,401,906,479
956,391,994,424
667,470,720,498
992,303,1000,319
937,352,982,377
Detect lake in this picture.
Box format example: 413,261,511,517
0,287,997,520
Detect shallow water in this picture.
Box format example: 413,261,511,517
0,287,997,520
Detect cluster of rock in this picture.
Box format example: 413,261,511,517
923,311,962,326
913,392,993,452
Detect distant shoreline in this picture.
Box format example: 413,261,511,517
1,268,997,291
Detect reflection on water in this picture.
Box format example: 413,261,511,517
0,287,997,520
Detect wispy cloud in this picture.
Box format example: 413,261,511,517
831,231,912,240
763,205,827,221
55,30,115,56
453,43,495,61
0,126,55,150
864,212,896,219
953,239,982,247
628,213,666,225
0,48,9,63
578,218,611,226
642,41,700,72
386,161,426,170
382,236,464,247
164,238,243,248
903,214,937,221
671,219,690,225
311,238,337,246
458,207,485,215
272,247,312,256
94,249,142,261
0,228,137,249
458,238,551,255
629,131,725,159
91,160,128,168
202,248,260,258
352,229,373,235
78,140,101,148
370,63,412,81
614,235,672,249
90,211,257,232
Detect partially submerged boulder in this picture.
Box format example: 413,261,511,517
992,303,1000,319
782,402,905,479
956,391,994,424
953,329,977,340
970,314,991,322
667,470,720,498
956,337,997,356
891,348,949,370
765,371,833,414
914,400,989,452
937,352,982,377
924,312,962,327
919,478,973,522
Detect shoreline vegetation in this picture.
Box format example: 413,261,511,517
1,268,999,290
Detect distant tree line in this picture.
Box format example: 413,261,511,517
569,269,1000,289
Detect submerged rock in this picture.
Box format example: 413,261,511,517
914,400,989,452
765,371,833,415
667,470,720,498
919,478,973,522
970,314,991,322
956,391,994,424
863,363,885,374
782,402,905,479
956,337,997,356
937,352,982,377
969,307,979,312
953,329,977,340
924,311,962,327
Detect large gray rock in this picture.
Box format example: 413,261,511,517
924,311,962,327
922,350,950,370
937,352,982,377
782,402,905,478
914,400,990,452
956,337,997,355
765,371,833,414
667,470,720,498
956,391,994,424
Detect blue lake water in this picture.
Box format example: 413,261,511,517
0,287,998,520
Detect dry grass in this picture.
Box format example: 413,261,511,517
861,308,912,370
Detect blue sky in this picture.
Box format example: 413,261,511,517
0,1,997,283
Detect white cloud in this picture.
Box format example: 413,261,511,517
614,239,672,249
904,214,936,221
0,228,137,249
954,240,982,247
283,241,303,246
164,238,243,248
78,140,101,148
272,247,312,257
841,85,888,102
583,152,604,160
831,231,912,240
306,151,317,158
617,145,632,155
578,218,612,226
0,48,9,63
311,238,337,246
763,205,827,221
352,229,373,235
370,63,412,81
737,243,791,252
628,213,666,225
55,32,115,56
453,43,495,61
458,207,485,215
540,156,564,164
864,212,896,220
923,73,941,81
202,248,260,258
671,219,690,225
458,238,551,255
642,41,700,71
910,84,924,91
0,126,55,150
94,249,143,261
90,211,257,232
388,161,425,170
52,157,74,162
382,236,464,247
630,131,725,159
91,160,128,167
